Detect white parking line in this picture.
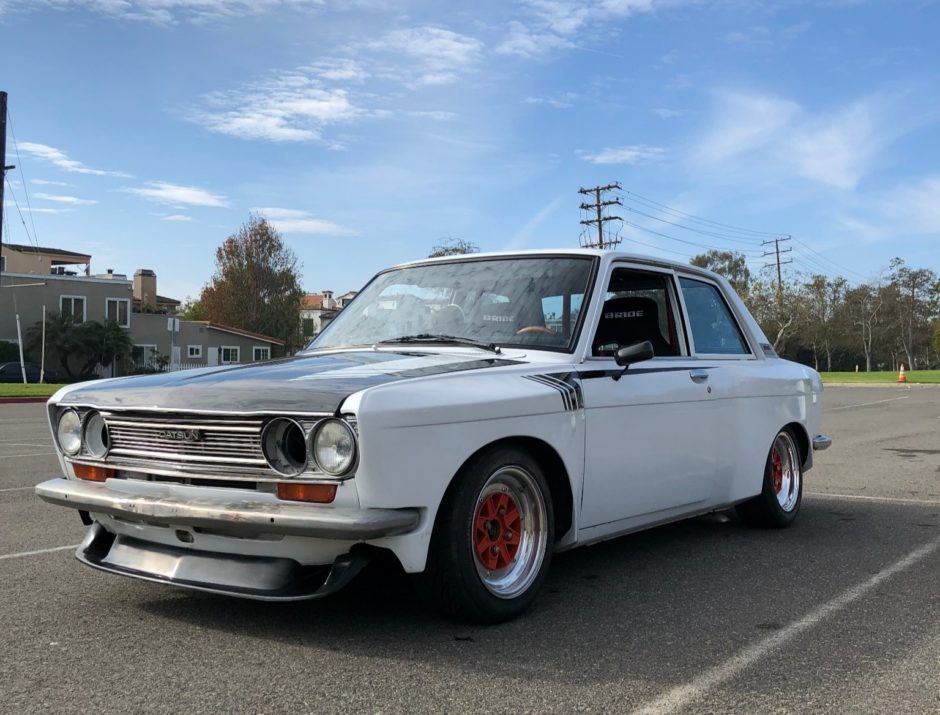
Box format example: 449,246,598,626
0,452,56,458
0,442,51,448
630,535,940,715
0,486,35,493
829,395,910,411
807,492,940,506
0,544,79,561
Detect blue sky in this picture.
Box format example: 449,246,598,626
1,0,938,301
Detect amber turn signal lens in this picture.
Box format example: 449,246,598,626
73,464,115,482
276,482,337,503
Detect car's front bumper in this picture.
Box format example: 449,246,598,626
35,477,420,540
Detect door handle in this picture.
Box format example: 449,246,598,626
689,369,709,383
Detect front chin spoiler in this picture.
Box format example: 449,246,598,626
75,522,374,601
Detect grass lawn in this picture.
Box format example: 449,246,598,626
820,370,940,384
0,383,66,398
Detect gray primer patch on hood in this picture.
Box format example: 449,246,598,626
59,350,524,414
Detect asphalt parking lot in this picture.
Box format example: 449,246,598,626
1,386,938,714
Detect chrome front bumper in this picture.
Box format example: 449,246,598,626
812,434,833,451
35,477,420,540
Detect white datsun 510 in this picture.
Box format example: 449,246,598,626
37,250,830,622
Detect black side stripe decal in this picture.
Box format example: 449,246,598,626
522,373,583,411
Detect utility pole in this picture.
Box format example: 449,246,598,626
762,235,792,295
1,90,15,281
578,182,623,249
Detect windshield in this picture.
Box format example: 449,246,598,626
308,256,597,352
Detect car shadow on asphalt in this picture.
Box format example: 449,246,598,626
135,499,939,688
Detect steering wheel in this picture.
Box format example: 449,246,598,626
515,326,554,336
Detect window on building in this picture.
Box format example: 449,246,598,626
105,298,130,328
187,345,202,359
221,346,240,364
60,296,86,322
0,255,5,272
132,344,159,369
253,346,270,361
302,318,315,337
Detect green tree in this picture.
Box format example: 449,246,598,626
428,237,479,258
178,296,209,321
200,214,304,352
690,250,751,296
25,314,134,379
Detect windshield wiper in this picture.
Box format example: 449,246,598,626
378,334,501,353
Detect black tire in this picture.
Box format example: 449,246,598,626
736,428,803,529
415,447,554,623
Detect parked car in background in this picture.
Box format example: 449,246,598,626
36,249,830,622
0,362,57,383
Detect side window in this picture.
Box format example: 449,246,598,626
592,268,682,357
679,278,749,355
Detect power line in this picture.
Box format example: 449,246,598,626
626,220,765,256
621,189,785,239
4,178,37,246
619,202,768,246
7,111,40,248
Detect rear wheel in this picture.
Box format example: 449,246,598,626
736,428,803,528
417,447,554,623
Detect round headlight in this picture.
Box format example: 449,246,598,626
312,419,356,476
83,411,110,459
56,409,82,455
261,418,308,476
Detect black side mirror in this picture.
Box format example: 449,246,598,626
614,340,654,368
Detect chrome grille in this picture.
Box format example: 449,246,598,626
106,416,267,466
60,409,343,483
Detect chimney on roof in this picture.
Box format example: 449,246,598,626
134,269,157,310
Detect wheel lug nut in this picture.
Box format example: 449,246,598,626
491,546,499,555
505,532,513,539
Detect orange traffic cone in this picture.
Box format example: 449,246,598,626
898,363,907,383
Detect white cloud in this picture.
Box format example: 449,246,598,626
2,0,323,25
307,58,369,83
125,181,228,207
883,177,940,234
652,107,686,119
33,192,98,205
406,110,457,121
31,178,72,186
693,90,910,190
252,206,353,235
524,93,578,108
369,26,483,85
695,91,800,164
18,142,130,177
500,0,663,57
161,214,193,222
190,70,362,142
3,202,70,214
785,101,879,190
496,22,573,58
580,145,665,164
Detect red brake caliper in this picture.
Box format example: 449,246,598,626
771,449,783,494
474,491,522,571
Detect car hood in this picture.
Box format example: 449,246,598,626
57,349,525,414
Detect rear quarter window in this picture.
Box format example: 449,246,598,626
679,277,750,356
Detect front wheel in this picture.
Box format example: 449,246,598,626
736,428,803,528
416,447,554,623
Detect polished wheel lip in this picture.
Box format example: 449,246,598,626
771,432,801,512
471,465,548,600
